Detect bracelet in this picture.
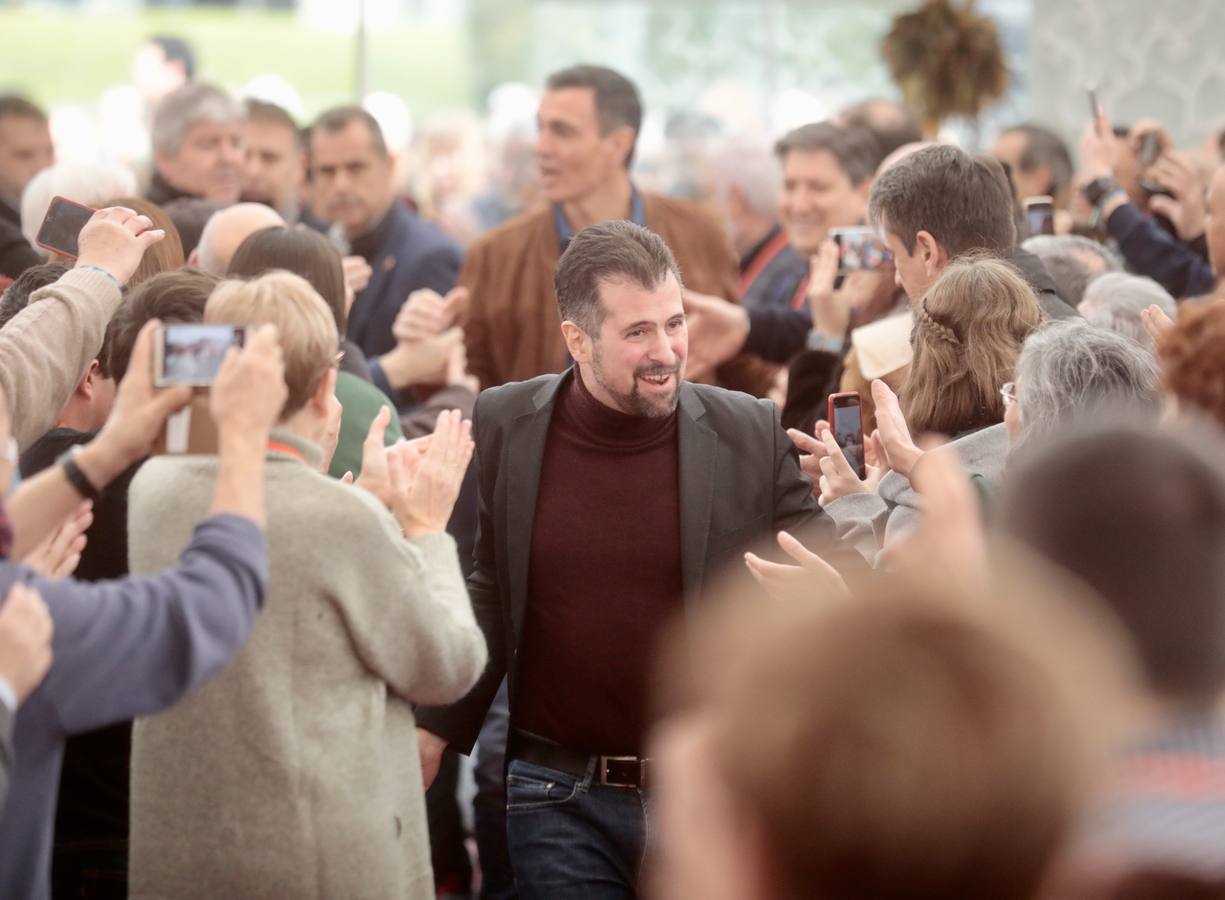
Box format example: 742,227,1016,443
805,331,844,354
74,264,120,291
57,446,102,504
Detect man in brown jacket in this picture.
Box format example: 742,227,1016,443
454,65,769,394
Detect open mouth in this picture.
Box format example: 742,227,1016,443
638,372,675,390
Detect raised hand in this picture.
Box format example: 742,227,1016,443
870,379,924,479
1140,303,1175,346
0,582,53,704
816,428,881,505
21,501,92,579
393,287,469,344
390,409,474,538
744,530,850,603
209,323,289,439
75,206,166,286
1148,152,1207,240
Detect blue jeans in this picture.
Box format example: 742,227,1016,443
505,758,648,900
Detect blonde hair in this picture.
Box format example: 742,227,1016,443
903,256,1045,436
205,270,337,417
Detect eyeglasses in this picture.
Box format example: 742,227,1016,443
1000,381,1018,408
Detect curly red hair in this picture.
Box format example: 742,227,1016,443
1158,301,1225,427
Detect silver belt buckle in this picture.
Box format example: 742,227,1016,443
599,755,645,788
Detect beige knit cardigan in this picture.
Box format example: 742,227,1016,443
126,437,487,900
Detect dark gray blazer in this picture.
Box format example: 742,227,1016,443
0,697,11,815
416,370,837,753
0,515,267,900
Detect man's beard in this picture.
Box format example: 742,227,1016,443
590,341,682,419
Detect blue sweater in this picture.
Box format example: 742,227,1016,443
1106,204,1218,299
0,514,267,899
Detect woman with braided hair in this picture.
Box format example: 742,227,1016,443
772,255,1045,568
902,254,1045,437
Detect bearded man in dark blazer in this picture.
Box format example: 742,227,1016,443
417,220,845,899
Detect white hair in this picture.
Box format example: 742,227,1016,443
152,82,244,157
708,134,781,218
195,202,285,275
1078,272,1178,349
20,162,139,248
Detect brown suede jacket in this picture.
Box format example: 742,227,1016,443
459,191,776,396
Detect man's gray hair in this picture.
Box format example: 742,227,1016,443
1013,320,1161,451
1020,234,1122,307
708,135,780,219
20,162,139,249
1078,272,1177,349
152,83,244,156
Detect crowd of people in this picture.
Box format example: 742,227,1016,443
2,28,1225,900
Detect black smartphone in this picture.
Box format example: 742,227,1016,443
35,196,96,260
1024,196,1055,237
1136,132,1174,197
827,391,866,479
830,227,892,275
153,324,245,387
1087,85,1103,135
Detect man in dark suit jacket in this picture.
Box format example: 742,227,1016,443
416,221,842,898
307,105,462,404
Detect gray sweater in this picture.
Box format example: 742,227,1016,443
127,434,487,900
824,423,1010,566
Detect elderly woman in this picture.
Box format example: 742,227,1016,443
126,271,486,899
786,256,1043,566
764,317,1161,578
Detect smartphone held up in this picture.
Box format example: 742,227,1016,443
35,196,96,260
153,323,245,388
1024,196,1055,237
830,227,892,276
827,391,866,480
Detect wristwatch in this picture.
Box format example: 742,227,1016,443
1083,176,1121,208
57,445,102,504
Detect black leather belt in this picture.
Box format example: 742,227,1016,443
513,731,650,790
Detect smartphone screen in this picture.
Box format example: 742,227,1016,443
35,196,95,260
156,324,245,387
831,227,892,275
828,393,866,479
1024,197,1055,237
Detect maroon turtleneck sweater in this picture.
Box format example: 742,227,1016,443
515,369,683,755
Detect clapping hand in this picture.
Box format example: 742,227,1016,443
744,530,850,603
870,379,924,478
389,409,474,538
393,288,469,343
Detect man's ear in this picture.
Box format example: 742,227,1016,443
75,359,101,400
187,248,199,268
560,321,593,365
914,230,949,278
606,125,636,170
312,365,338,414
